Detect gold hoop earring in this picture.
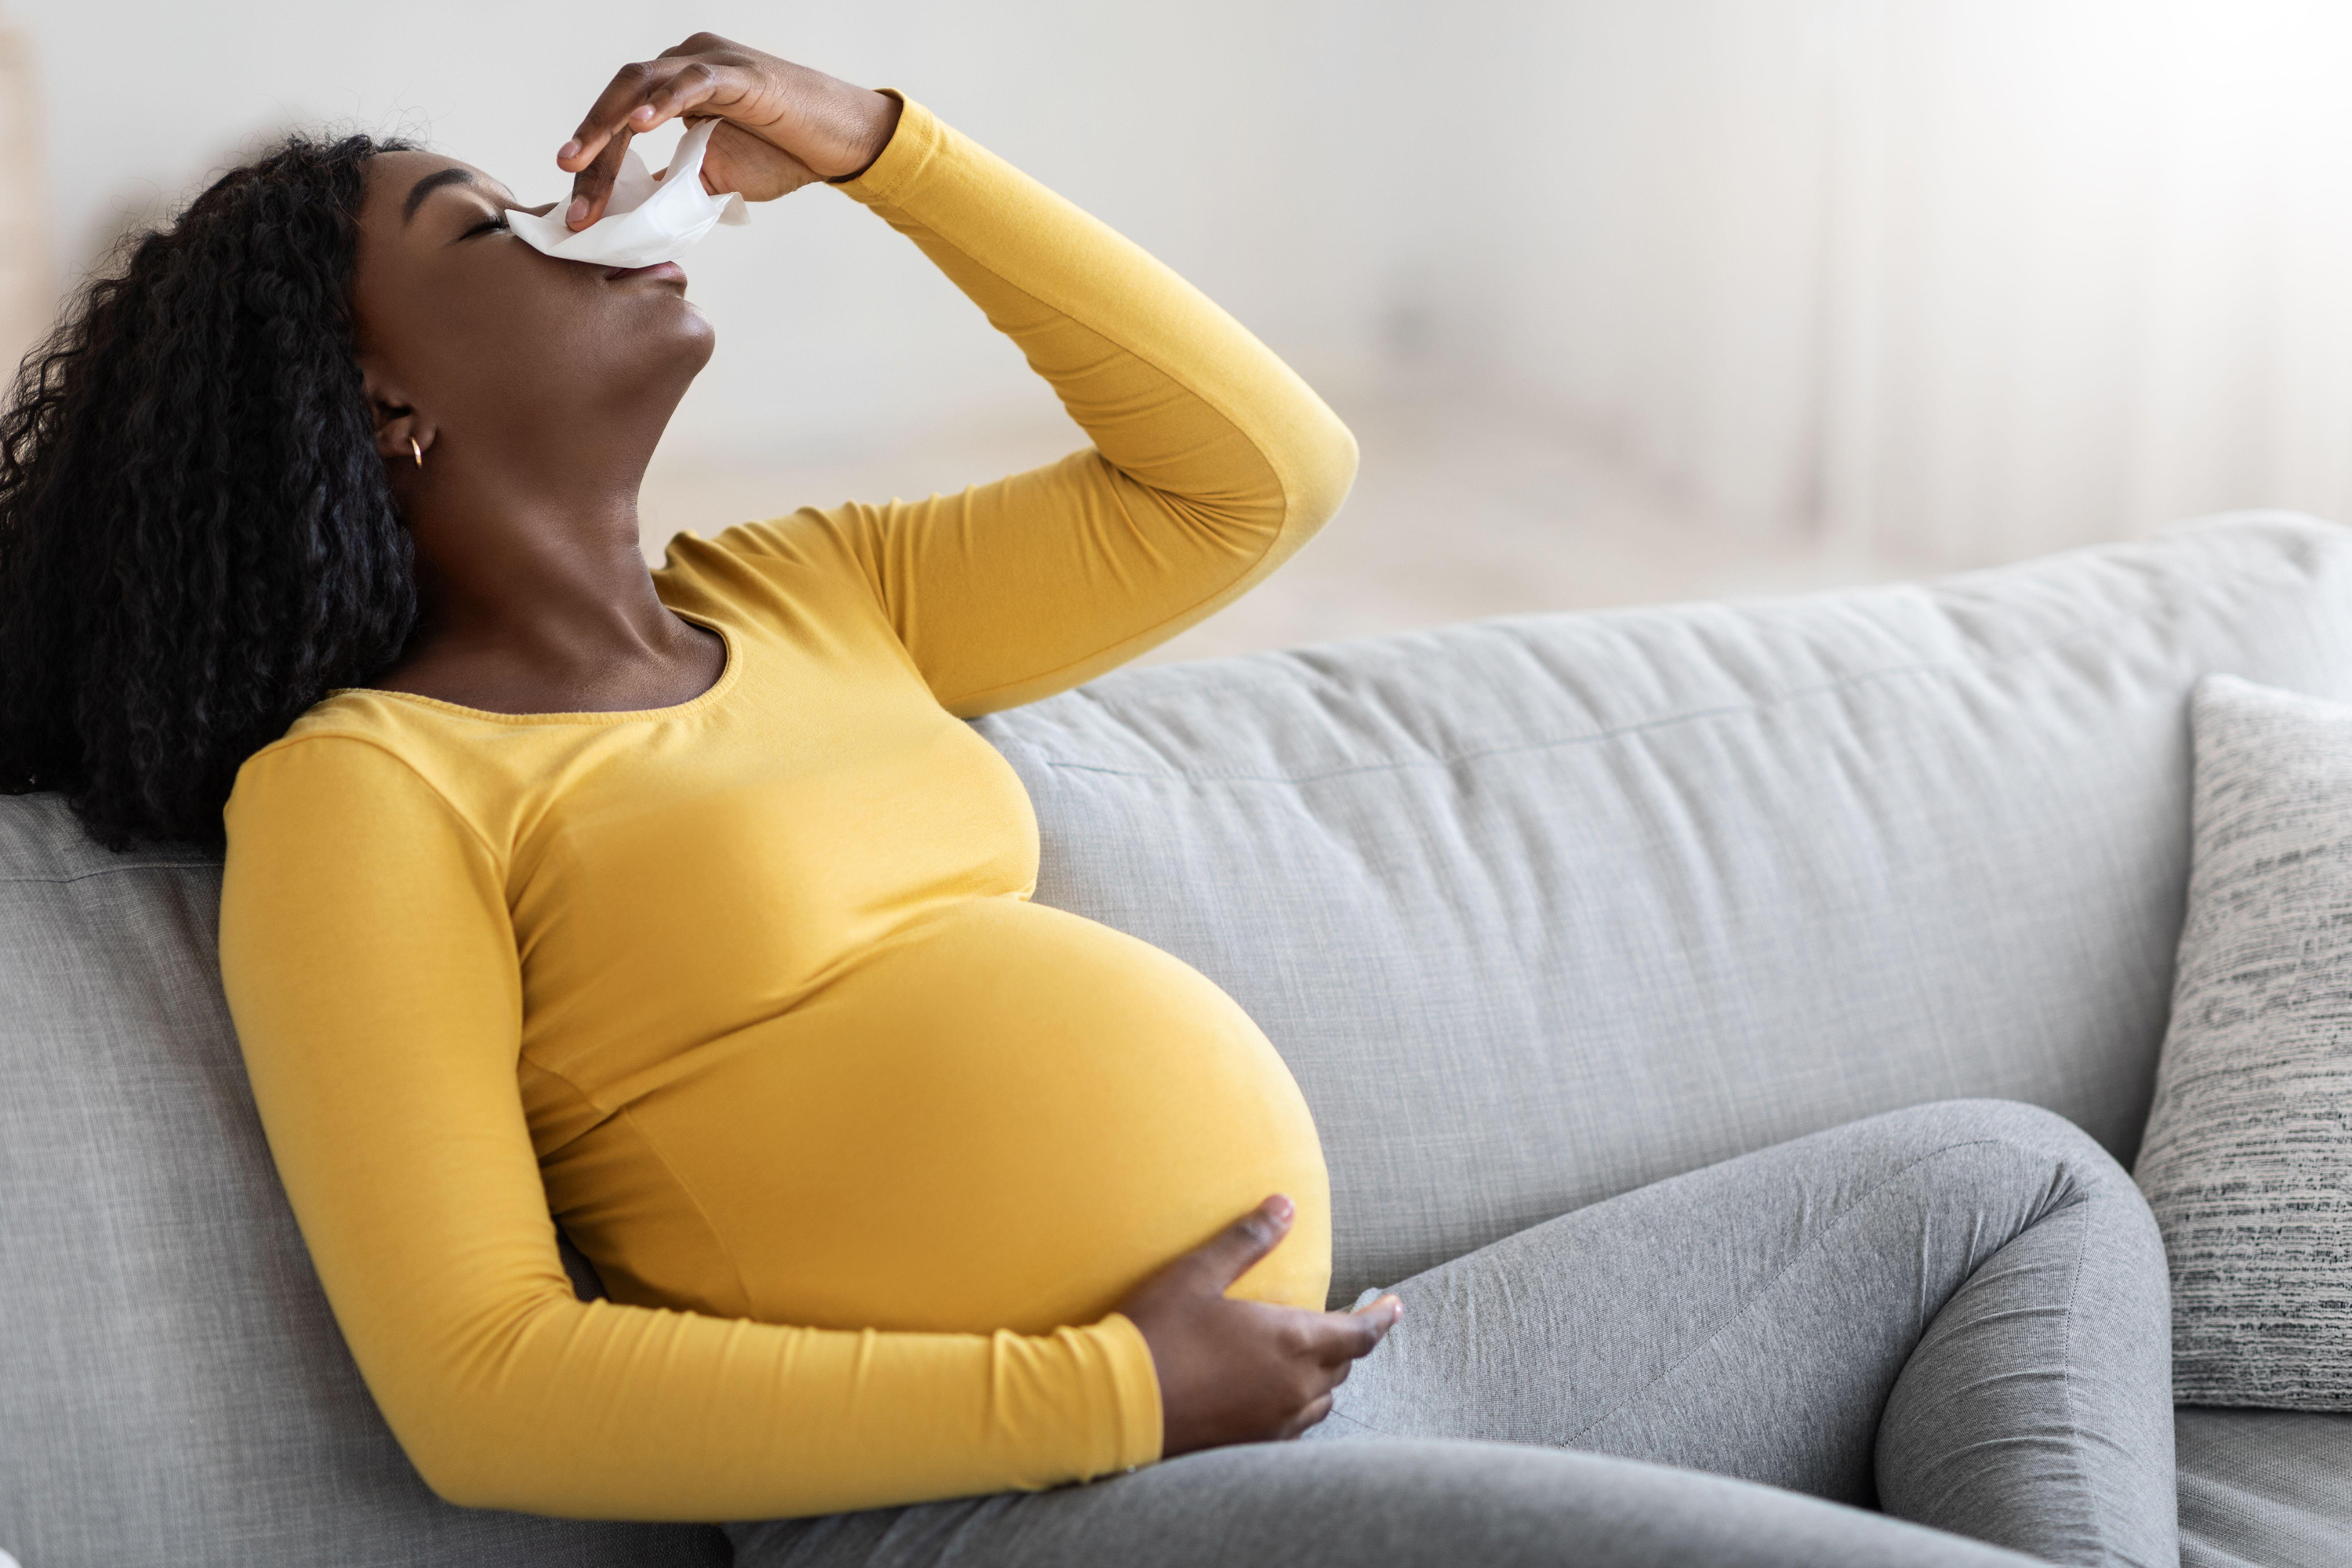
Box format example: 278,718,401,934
409,437,423,468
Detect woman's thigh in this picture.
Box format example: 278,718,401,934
1310,1098,2176,1565
726,1438,2044,1568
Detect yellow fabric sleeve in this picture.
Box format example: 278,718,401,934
717,91,1360,715
219,735,1162,1519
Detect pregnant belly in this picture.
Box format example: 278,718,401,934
579,898,1331,1334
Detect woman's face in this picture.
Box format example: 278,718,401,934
350,150,715,469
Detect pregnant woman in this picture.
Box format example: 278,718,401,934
0,34,2177,1568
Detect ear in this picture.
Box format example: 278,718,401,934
357,351,434,467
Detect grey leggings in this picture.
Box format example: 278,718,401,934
727,1100,2178,1568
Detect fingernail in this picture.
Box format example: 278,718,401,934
632,103,656,123
1267,1194,1294,1223
566,196,590,227
557,139,582,163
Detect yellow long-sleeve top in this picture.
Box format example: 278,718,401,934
216,94,1352,1523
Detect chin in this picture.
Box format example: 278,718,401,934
561,296,717,423
670,299,717,364
635,296,717,380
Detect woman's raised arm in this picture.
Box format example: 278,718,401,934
789,89,1359,713
562,37,1359,715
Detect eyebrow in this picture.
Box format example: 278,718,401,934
402,166,482,226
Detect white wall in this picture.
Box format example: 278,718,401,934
0,10,47,375
14,1,2352,570
1430,0,2352,563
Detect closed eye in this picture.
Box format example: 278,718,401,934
460,212,510,240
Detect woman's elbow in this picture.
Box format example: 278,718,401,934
1284,408,1360,536
385,1385,572,1513
403,1424,527,1512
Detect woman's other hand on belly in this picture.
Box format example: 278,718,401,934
1116,1195,1401,1457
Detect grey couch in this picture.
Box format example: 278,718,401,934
5,512,2350,1566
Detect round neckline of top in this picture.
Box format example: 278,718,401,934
325,608,741,726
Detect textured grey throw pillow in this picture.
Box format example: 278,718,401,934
2136,673,2352,1410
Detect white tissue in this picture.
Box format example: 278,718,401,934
506,118,750,270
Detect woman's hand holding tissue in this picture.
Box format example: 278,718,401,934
555,33,903,230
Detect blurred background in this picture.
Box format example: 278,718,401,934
5,1,2351,662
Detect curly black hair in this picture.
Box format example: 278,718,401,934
0,131,421,852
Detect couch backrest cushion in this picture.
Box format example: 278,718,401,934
0,800,725,1566
975,513,2352,1304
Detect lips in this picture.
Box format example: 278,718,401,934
604,260,688,285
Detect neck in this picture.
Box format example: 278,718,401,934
383,426,704,703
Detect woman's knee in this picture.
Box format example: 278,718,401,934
1838,1099,2158,1243
1868,1098,2117,1178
